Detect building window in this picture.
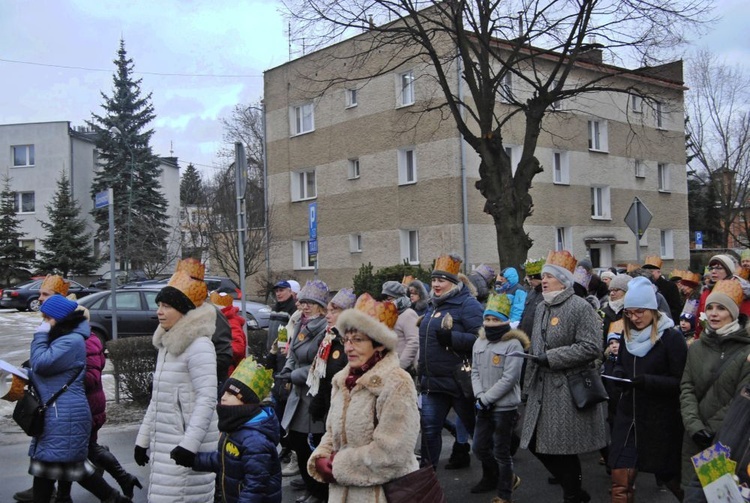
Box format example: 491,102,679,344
291,103,314,135
291,169,316,201
505,145,519,175
555,227,571,251
588,120,608,152
398,148,417,185
20,239,35,254
635,160,646,178
348,158,360,179
630,95,643,114
293,240,314,269
398,70,415,107
500,72,513,102
400,229,419,264
13,191,35,213
655,100,664,128
660,229,674,259
12,145,35,167
349,233,362,253
549,80,564,111
346,88,358,108
552,151,569,185
658,163,671,192
590,186,611,219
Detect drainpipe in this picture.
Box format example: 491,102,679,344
457,46,470,271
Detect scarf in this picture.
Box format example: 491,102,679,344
344,350,385,391
484,324,510,342
625,313,674,357
307,326,340,397
608,297,625,314
715,319,741,337
432,283,461,306
542,290,564,303
217,403,262,432
392,296,411,313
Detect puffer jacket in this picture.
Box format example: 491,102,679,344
85,334,107,440
221,305,247,375
193,407,281,503
28,312,92,463
472,328,529,410
496,268,528,325
418,282,484,396
136,303,220,503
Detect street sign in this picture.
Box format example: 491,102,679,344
95,191,109,208
308,238,318,255
624,197,652,238
235,142,247,199
309,202,317,240
695,231,703,250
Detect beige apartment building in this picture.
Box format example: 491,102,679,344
263,31,688,288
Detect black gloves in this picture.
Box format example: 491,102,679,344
435,328,453,348
134,446,149,466
171,446,196,467
692,430,714,450
475,396,492,412
534,353,550,367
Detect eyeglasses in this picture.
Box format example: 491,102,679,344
623,308,647,318
342,335,370,345
708,265,725,271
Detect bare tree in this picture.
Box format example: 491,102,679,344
686,50,750,248
283,0,711,268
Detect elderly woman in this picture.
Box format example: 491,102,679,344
520,250,607,503
609,276,687,502
680,280,750,487
134,262,219,503
599,274,631,347
308,294,420,502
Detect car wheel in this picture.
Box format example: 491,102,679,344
28,297,41,312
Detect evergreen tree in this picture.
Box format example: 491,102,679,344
35,171,98,276
0,176,34,285
180,163,203,205
88,39,169,270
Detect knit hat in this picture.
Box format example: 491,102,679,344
336,293,398,350
381,281,407,299
679,312,696,331
221,357,274,404
623,276,658,310
523,257,546,278
542,250,577,289
484,293,511,322
432,254,462,284
709,255,736,277
40,294,79,321
706,279,743,321
607,332,622,344
578,258,593,272
609,274,632,292
40,275,70,296
209,291,234,308
642,255,663,270
473,264,496,284
298,280,329,308
330,288,356,310
600,270,616,282
287,280,301,295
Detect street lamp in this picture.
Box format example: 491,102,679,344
109,126,135,275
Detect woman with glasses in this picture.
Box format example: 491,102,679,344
599,274,632,348
307,294,420,503
609,276,688,502
695,255,750,337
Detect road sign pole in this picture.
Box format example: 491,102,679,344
104,189,120,403
235,143,247,349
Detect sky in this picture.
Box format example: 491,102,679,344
1,0,748,179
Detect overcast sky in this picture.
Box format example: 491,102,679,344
1,0,747,180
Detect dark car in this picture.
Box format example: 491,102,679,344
90,269,148,289
127,275,243,298
0,279,100,312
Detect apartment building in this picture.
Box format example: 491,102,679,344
263,32,689,288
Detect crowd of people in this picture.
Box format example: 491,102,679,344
4,250,750,503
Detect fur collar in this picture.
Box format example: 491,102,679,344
332,350,401,395
478,327,531,350
153,302,217,356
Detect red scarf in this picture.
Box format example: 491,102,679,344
344,350,386,390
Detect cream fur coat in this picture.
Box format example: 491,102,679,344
308,350,420,503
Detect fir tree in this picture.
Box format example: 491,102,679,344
0,176,34,285
35,171,98,276
88,39,170,270
180,163,204,205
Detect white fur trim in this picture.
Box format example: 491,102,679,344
336,309,398,350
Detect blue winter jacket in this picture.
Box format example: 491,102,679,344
194,407,282,503
419,283,484,396
497,268,528,324
28,317,91,463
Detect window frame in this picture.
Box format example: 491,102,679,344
660,229,674,259
346,88,358,108
549,80,564,111
290,169,317,202
555,227,571,252
348,158,360,180
12,145,35,167
397,70,415,107
399,229,419,265
658,163,671,192
588,120,609,153
655,100,664,129
13,191,35,214
291,102,315,136
500,72,513,103
398,148,417,185
293,240,315,270
630,94,643,114
552,150,570,185
349,233,363,253
634,159,646,178
590,185,611,220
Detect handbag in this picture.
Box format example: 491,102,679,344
452,358,474,399
567,366,608,410
383,464,447,503
13,367,84,437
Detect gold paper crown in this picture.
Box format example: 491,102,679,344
168,270,207,307
608,319,624,335
485,293,511,320
433,254,462,276
643,255,663,269
545,250,576,273
353,293,399,329
402,275,416,286
711,279,743,307
41,275,69,296
175,258,206,281
626,263,640,273
675,270,702,286
670,269,685,281
523,257,546,276
229,357,274,402
209,291,233,308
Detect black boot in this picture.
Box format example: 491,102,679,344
92,444,143,498
444,441,471,470
470,460,499,493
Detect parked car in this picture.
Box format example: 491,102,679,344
0,279,101,312
126,275,244,299
90,269,148,289
78,286,272,343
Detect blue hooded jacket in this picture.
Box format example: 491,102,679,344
496,267,528,324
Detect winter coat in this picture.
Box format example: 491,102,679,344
520,287,608,455
28,313,92,463
394,307,419,370
418,283,484,396
471,328,530,410
518,285,543,339
85,334,107,440
408,280,429,316
136,303,220,503
213,306,234,387
655,275,682,323
496,268,528,325
609,324,687,475
193,407,282,503
308,329,348,423
601,352,621,426
265,297,297,352
221,305,247,375
308,351,420,503
279,315,328,434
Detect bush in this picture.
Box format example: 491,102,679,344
352,261,432,297
107,336,157,406
247,329,268,363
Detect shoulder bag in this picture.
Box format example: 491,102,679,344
13,366,84,437
383,464,447,503
567,365,609,410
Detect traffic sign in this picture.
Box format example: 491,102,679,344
308,238,318,255
95,191,109,208
624,197,652,238
309,202,317,240
695,231,703,250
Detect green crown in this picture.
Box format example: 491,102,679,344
485,293,512,319
523,257,546,276
229,356,274,401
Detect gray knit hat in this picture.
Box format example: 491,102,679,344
609,274,632,292
381,281,407,299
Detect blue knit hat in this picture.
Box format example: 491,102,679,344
623,276,658,310
40,294,79,321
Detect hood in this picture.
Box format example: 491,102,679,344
478,327,530,349
408,280,429,301
241,407,281,445
458,273,478,298
153,302,217,356
48,311,91,342
501,267,519,288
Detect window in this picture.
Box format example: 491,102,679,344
660,229,674,259
655,100,664,128
590,186,611,219
398,148,417,185
291,169,316,201
500,72,513,102
144,291,159,311
555,227,571,251
348,158,360,179
505,145,519,175
291,103,314,135
550,80,564,111
346,89,358,108
349,233,362,253
12,145,35,167
400,230,419,264
634,160,646,178
630,95,643,114
13,191,35,213
105,291,142,311
398,70,415,107
20,239,35,255
552,151,569,184
588,120,608,152
293,240,314,269
658,163,671,192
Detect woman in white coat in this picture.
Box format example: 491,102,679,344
134,262,220,503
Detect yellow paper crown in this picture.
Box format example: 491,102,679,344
433,254,462,276
523,257,546,276
545,250,577,273
485,293,511,320
175,258,206,281
209,291,233,308
739,268,750,281
670,269,685,281
626,263,640,273
353,293,399,329
168,270,207,307
608,319,624,335
401,275,416,286
679,270,702,286
643,255,663,269
41,275,70,296
228,356,274,402
711,279,743,307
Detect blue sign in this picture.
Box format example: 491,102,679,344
95,191,109,209
695,231,703,250
308,239,318,255
309,202,317,240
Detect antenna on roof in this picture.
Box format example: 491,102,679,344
518,11,523,37
170,140,173,156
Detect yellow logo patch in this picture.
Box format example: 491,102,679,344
492,355,501,366
332,350,341,359
224,441,240,458
550,317,559,326
298,333,306,341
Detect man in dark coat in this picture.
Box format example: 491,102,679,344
642,256,682,323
